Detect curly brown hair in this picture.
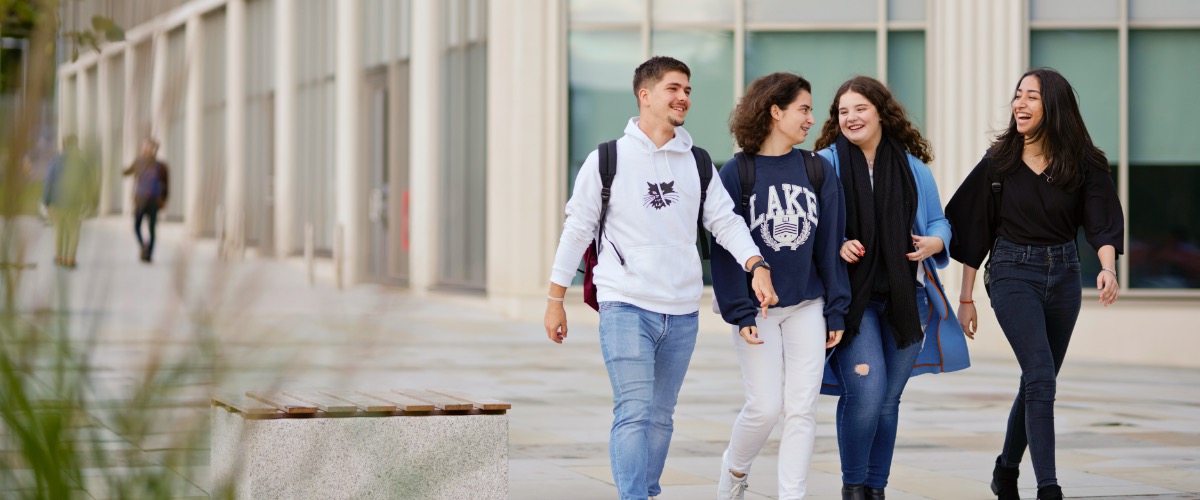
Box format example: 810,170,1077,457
813,76,933,164
729,72,812,155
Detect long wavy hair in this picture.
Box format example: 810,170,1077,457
729,72,812,155
988,68,1109,191
814,76,933,164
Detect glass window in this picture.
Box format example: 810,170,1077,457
747,0,878,24
1030,31,1119,160
567,30,643,192
889,0,926,22
1128,29,1200,289
746,31,877,142
651,30,735,163
1030,0,1120,22
569,0,644,24
1130,0,1200,22
887,30,926,132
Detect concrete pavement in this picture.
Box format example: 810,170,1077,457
6,216,1200,499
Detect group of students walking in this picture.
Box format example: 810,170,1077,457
544,56,1123,500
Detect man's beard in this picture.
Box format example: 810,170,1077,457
669,116,685,127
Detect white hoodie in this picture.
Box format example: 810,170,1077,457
550,118,761,315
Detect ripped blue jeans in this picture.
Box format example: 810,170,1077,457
830,290,928,488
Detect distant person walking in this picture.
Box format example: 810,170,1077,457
123,138,170,263
41,136,98,268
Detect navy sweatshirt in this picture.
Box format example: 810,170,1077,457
710,148,851,331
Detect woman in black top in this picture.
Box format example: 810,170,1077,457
945,68,1123,500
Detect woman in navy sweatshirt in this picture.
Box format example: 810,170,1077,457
711,72,851,500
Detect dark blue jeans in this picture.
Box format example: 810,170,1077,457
830,289,928,488
987,237,1082,489
134,202,159,259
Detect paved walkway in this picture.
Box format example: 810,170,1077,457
6,216,1200,499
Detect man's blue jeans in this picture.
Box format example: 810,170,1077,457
829,290,928,488
598,301,698,500
987,237,1081,489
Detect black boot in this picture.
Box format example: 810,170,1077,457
1037,484,1063,500
842,483,866,500
991,457,1020,500
866,487,885,499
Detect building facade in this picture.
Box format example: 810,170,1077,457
57,0,1200,366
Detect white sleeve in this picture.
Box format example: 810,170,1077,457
549,150,603,287
702,164,761,269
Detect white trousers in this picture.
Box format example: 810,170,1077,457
724,299,827,499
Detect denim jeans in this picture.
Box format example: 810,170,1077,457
987,237,1081,489
830,288,928,488
725,299,827,499
598,301,699,500
134,202,159,259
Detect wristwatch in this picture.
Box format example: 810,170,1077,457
749,259,771,274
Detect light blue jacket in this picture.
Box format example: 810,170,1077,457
817,144,970,395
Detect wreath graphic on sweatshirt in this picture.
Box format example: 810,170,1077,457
755,184,816,252
643,181,679,210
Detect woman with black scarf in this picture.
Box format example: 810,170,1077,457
814,76,958,500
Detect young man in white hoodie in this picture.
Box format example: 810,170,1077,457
544,56,779,500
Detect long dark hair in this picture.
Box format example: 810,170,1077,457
814,76,933,164
989,68,1109,190
729,72,812,155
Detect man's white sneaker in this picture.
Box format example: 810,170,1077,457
717,468,749,500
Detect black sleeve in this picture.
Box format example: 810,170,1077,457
1082,163,1124,255
945,156,996,269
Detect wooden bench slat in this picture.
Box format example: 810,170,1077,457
212,393,283,415
317,390,397,412
428,389,512,411
282,390,360,413
246,392,319,414
391,389,474,411
355,390,436,412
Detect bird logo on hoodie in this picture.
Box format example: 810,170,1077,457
643,181,679,210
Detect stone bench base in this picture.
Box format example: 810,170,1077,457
211,407,508,499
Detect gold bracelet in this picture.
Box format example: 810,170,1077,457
959,299,975,304
1101,268,1117,277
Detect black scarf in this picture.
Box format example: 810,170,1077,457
836,133,923,348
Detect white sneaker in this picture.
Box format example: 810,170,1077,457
717,468,749,500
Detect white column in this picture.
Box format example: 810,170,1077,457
97,56,112,214
273,0,297,257
486,0,567,317
185,15,205,237
225,0,247,255
408,0,442,293
335,0,364,283
122,45,138,219
150,32,169,152
75,64,90,153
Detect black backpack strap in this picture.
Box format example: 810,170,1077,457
596,140,618,259
692,146,713,259
802,149,822,191
734,152,756,225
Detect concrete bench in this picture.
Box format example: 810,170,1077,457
211,389,510,500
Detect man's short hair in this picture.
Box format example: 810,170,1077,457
632,56,691,98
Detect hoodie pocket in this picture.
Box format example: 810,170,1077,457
621,245,702,303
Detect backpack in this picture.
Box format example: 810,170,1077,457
731,150,822,225
581,139,714,311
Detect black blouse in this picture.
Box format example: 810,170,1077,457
945,155,1124,269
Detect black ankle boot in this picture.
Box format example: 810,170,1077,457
842,483,866,500
991,457,1020,500
1037,484,1063,500
866,487,885,499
